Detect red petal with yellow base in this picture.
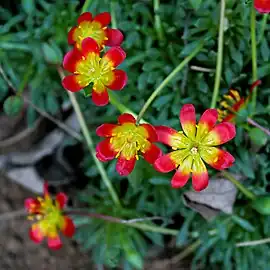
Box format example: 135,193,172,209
155,126,178,146
191,157,209,191
200,147,235,170
154,153,177,173
202,122,236,146
116,155,136,176
92,87,109,106
180,104,196,139
103,47,126,67
118,113,136,124
96,124,117,137
196,109,218,140
29,225,44,243
106,70,127,90
47,235,62,250
81,37,100,57
56,192,68,209
171,155,193,188
143,144,162,164
96,138,117,161
62,75,84,92
105,29,124,46
255,0,270,13
78,12,93,24
67,26,77,45
63,48,83,73
93,12,111,26
24,198,39,211
61,216,75,237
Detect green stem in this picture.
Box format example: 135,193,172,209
110,1,117,29
81,0,92,13
153,0,165,43
251,4,258,113
136,40,205,124
222,171,256,200
58,68,121,208
258,14,268,44
210,0,226,108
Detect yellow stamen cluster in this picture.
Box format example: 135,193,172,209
110,124,150,160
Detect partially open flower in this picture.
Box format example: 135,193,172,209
96,113,162,176
68,12,124,50
255,0,270,13
25,183,75,250
62,37,127,106
154,104,236,191
217,80,261,122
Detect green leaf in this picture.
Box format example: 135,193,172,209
251,196,270,215
152,94,173,110
189,0,202,10
46,94,59,115
260,38,270,62
125,250,143,270
42,43,61,64
83,83,94,97
0,77,8,101
231,216,255,232
248,127,268,147
176,212,195,246
258,63,270,78
22,0,35,14
3,95,24,116
149,177,169,185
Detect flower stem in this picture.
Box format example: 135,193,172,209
67,210,178,235
81,0,92,13
258,14,268,44
210,0,226,109
247,117,270,137
136,40,205,124
251,5,258,114
58,68,121,208
153,0,165,44
110,1,117,29
222,171,256,200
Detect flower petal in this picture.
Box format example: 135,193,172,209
200,146,235,170
63,48,83,73
171,155,193,188
143,144,162,164
56,192,68,209
191,157,209,191
103,47,126,67
202,122,236,146
47,234,62,250
106,70,127,90
67,26,77,45
96,123,117,137
105,28,124,46
24,198,37,211
62,75,84,92
179,104,196,139
81,37,100,58
154,153,177,173
155,126,191,149
255,0,270,13
93,12,111,27
141,124,158,142
29,224,44,243
118,113,136,124
196,109,218,140
61,216,75,237
116,156,136,176
92,87,109,106
96,138,117,161
78,12,93,24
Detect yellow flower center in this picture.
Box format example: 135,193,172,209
110,123,150,160
74,21,107,49
76,53,114,92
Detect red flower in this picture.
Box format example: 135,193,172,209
217,80,261,122
96,113,162,176
62,37,127,106
68,12,123,50
154,104,236,191
255,0,270,13
25,183,75,250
